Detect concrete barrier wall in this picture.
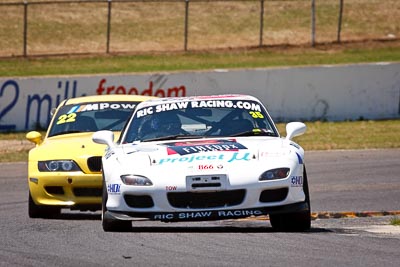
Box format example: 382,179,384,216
0,62,399,131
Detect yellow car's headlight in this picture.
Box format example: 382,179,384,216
38,160,81,172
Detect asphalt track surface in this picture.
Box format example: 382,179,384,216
0,149,399,266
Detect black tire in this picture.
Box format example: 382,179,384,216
101,176,131,232
270,166,311,232
28,191,61,218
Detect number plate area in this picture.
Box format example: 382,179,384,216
186,174,228,192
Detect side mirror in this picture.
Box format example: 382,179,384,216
26,131,43,145
285,122,306,140
92,130,115,148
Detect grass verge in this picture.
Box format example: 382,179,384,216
1,41,400,77
390,216,400,226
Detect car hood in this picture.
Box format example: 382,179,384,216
118,137,304,170
29,132,120,160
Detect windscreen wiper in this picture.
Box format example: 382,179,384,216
228,129,276,137
142,134,204,142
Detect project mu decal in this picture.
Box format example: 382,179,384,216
157,151,251,165
163,139,247,156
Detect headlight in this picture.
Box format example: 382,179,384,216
259,168,290,181
38,160,81,172
120,174,153,186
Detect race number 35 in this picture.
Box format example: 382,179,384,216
249,111,264,118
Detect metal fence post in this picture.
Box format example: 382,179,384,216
106,0,112,53
23,0,28,57
184,0,189,51
311,0,316,47
259,0,264,47
337,0,344,43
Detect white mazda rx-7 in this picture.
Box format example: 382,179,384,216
93,94,311,232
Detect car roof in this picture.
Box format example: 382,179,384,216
138,94,260,107
61,94,156,105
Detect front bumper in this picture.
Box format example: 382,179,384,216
106,201,309,222
28,172,102,209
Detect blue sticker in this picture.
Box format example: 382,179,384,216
296,152,303,164
107,184,121,194
291,176,303,187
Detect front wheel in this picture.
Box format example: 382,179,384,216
101,177,131,232
269,166,311,232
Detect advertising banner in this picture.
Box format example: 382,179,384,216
1,63,399,131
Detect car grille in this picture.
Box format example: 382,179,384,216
259,188,288,203
73,187,102,197
167,189,246,209
87,156,102,172
124,195,154,208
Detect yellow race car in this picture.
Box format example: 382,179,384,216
26,94,154,218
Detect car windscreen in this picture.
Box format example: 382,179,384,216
123,99,278,142
48,101,139,137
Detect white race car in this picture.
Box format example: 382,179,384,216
93,94,311,232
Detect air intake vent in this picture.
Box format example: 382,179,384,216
45,186,64,195
87,156,102,172
259,188,288,203
124,195,154,208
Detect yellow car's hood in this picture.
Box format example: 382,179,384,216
29,132,120,160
